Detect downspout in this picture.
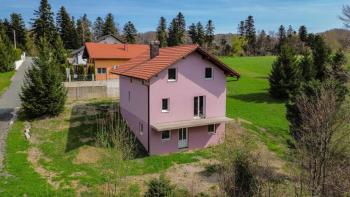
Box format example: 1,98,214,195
147,82,150,154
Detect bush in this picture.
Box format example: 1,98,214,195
144,175,175,197
14,48,22,60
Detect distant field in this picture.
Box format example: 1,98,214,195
221,56,291,157
0,71,15,96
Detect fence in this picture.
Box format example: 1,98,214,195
63,79,119,100
66,74,95,82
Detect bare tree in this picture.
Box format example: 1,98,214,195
295,84,350,196
339,5,350,28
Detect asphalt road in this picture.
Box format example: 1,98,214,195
0,57,32,171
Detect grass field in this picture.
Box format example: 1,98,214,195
221,56,291,158
0,71,15,96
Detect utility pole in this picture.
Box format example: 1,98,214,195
13,29,16,49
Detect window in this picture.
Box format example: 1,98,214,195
112,65,119,69
168,68,177,81
205,67,213,79
161,130,171,141
194,96,205,118
128,91,131,103
208,124,216,133
97,67,107,74
139,123,143,135
130,77,133,83
162,98,169,112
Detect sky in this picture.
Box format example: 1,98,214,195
0,0,348,33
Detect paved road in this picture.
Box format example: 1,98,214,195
0,58,32,171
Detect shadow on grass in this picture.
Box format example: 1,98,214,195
65,102,147,159
229,92,285,104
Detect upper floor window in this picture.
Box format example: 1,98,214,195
97,68,107,74
205,67,213,79
168,68,177,81
162,98,169,112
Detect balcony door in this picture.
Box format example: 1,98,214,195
178,128,188,149
194,96,205,118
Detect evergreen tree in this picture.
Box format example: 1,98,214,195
0,30,15,72
277,25,287,52
175,12,186,45
52,34,68,78
102,13,118,35
76,14,92,44
31,0,57,46
298,25,308,42
299,50,315,81
238,21,245,37
287,25,293,38
205,20,215,49
269,44,300,99
196,22,205,46
156,17,167,47
123,21,137,44
244,15,256,55
9,13,27,50
310,35,331,81
20,38,66,118
93,17,104,40
56,6,79,49
167,18,178,46
1,19,12,41
188,23,197,44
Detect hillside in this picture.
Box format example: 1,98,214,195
320,28,350,51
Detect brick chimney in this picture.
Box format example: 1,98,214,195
150,40,160,59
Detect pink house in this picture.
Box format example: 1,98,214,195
112,42,240,155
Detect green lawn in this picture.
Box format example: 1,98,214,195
0,71,15,96
221,56,291,157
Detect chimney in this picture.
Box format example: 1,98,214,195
150,40,160,59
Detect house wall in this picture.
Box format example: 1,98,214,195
99,36,122,44
119,75,149,150
148,52,227,154
94,59,129,80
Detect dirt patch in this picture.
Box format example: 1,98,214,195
28,147,61,189
71,180,89,197
73,146,103,164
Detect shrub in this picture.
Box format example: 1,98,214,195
14,48,22,60
144,175,175,197
0,33,16,72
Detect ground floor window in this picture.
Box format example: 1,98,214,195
161,130,171,141
97,67,107,74
208,124,216,133
139,123,143,135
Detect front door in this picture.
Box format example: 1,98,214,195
178,128,188,149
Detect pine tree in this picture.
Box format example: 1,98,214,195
244,15,256,55
20,38,66,118
123,21,137,44
167,18,178,46
9,13,27,50
310,35,331,81
188,23,197,44
299,50,315,81
175,12,186,45
56,6,79,49
238,21,245,37
93,17,104,40
103,13,118,36
52,35,68,78
76,14,92,44
205,20,215,49
0,30,16,72
269,44,300,99
287,25,293,38
31,0,57,46
156,17,167,47
298,25,308,42
277,25,287,52
196,22,205,46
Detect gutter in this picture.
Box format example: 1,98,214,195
147,81,150,154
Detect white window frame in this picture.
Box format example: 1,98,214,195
167,68,177,82
161,130,171,141
112,65,119,69
208,124,216,134
205,67,213,80
139,122,144,135
194,96,206,118
162,98,170,113
97,67,107,74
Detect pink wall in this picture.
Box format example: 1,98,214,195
119,75,149,149
148,52,227,154
149,123,225,155
149,52,227,124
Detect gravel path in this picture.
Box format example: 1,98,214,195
0,58,32,171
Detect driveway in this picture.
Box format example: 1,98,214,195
0,57,32,170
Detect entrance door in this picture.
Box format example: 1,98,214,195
178,128,188,149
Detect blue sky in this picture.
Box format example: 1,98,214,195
0,0,348,33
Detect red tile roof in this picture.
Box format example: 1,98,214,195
111,44,240,80
84,43,149,59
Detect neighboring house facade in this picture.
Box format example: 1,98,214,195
112,43,240,154
70,34,124,66
83,43,149,80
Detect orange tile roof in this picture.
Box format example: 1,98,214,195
111,44,240,80
84,42,149,59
